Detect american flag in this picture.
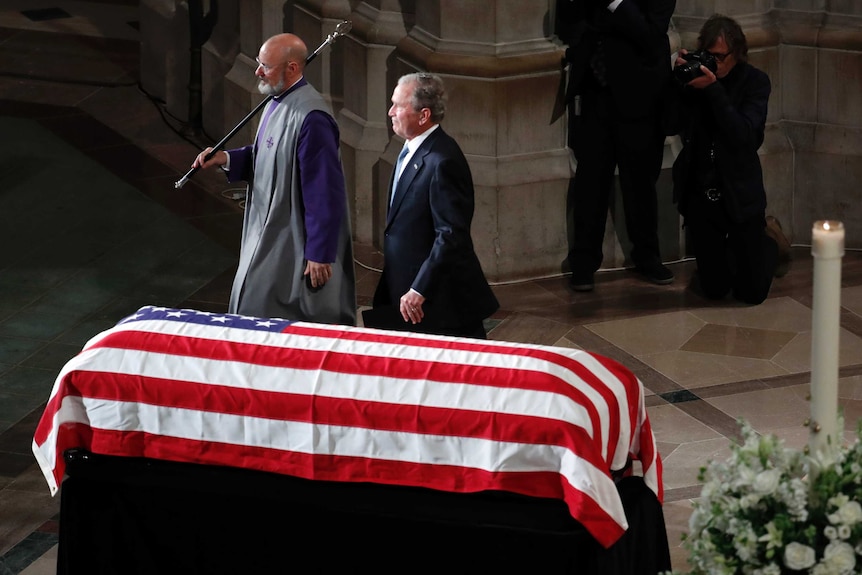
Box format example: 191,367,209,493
32,305,662,548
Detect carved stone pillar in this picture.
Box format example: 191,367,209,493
200,1,240,141
140,0,189,122
331,1,415,244
292,1,353,111
383,1,570,281
220,1,288,147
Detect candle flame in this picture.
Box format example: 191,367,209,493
823,222,831,231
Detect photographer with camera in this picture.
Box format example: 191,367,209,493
669,14,791,305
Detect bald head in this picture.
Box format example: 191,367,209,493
255,33,308,96
263,33,308,70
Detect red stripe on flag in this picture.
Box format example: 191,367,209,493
64,370,610,473
86,329,614,454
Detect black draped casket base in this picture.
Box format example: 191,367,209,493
58,449,670,575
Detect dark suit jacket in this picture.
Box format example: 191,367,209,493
556,0,675,119
670,61,771,223
371,127,499,335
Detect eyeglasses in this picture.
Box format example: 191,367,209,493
255,57,281,73
707,50,732,63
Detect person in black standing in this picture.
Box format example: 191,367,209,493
556,0,676,292
669,14,791,305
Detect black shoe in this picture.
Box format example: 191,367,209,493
634,263,674,285
765,216,792,278
569,272,594,292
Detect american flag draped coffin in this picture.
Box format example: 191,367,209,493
32,305,662,548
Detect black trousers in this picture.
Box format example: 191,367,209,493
685,191,778,304
567,88,665,275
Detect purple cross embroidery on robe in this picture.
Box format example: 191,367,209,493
266,136,274,149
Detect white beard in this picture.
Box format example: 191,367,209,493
258,78,285,96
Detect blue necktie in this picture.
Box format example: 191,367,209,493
390,146,409,207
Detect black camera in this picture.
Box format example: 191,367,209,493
673,50,718,84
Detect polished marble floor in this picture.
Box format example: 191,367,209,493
2,2,862,573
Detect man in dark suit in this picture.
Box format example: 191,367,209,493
556,0,676,291
366,73,499,339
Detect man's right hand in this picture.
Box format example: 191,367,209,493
192,147,228,170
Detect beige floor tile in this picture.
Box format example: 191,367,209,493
663,500,695,572
488,312,573,346
689,296,812,331
772,328,862,372
681,323,796,359
840,374,862,399
20,544,58,575
660,437,733,490
586,311,705,356
639,350,762,389
0,490,60,556
648,403,723,445
551,335,583,350
842,284,862,317
705,384,811,434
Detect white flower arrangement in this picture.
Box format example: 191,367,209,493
672,420,862,575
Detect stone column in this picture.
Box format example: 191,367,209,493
200,1,240,142
383,1,570,281
292,0,354,111
334,1,415,244
140,0,189,122
220,0,288,147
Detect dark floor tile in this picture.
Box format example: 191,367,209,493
85,143,176,181
183,267,235,308
56,317,119,348
0,265,77,294
0,530,58,573
675,400,744,444
0,407,45,455
0,338,46,366
694,379,772,399
0,393,47,427
39,110,129,150
0,452,34,477
19,342,80,372
0,30,137,85
0,285,47,312
135,176,241,220
20,8,71,22
658,389,700,404
0,99,72,120
90,298,159,323
28,275,132,317
0,311,81,342
0,367,56,399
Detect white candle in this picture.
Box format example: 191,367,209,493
809,220,844,457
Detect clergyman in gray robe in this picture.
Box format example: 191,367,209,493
193,33,356,326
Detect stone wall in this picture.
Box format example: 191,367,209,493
140,0,862,282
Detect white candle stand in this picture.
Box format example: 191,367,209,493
809,220,845,458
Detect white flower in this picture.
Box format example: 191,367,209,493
823,540,856,574
757,521,783,551
784,541,817,571
752,468,781,494
828,500,862,526
677,422,862,575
